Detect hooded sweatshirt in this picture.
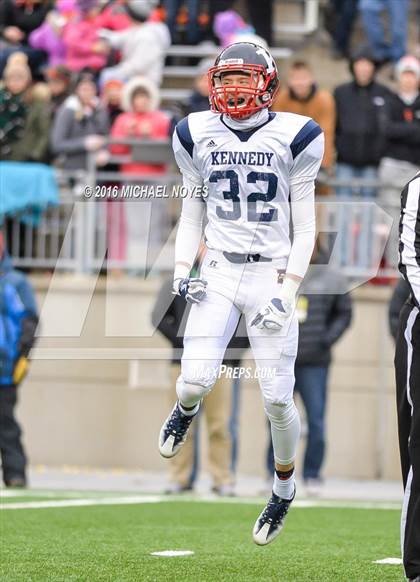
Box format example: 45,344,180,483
110,76,170,175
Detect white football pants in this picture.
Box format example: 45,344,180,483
176,248,300,466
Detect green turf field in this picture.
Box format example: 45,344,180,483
1,491,404,582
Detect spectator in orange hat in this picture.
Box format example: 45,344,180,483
101,78,124,124
45,64,72,116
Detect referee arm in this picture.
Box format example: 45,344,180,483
398,173,420,307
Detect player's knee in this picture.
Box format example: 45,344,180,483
264,398,299,430
176,366,217,405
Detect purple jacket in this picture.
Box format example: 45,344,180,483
29,22,67,67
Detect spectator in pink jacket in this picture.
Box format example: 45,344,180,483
110,76,170,175
63,0,108,72
109,77,171,270
29,0,78,67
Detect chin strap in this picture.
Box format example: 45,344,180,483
223,108,269,131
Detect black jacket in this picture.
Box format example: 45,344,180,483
0,0,52,43
151,277,249,366
381,92,420,166
296,253,353,366
334,80,390,167
389,277,411,340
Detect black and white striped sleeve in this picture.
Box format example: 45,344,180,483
399,173,420,307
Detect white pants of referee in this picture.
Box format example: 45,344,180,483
176,248,300,467
395,300,420,580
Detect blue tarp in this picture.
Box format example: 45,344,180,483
0,161,59,225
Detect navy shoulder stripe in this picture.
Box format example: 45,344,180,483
290,119,322,160
176,116,194,159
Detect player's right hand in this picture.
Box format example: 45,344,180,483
173,277,207,304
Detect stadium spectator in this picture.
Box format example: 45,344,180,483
334,47,391,267
164,0,200,45
98,0,170,88
359,0,409,66
245,0,273,46
324,0,359,59
62,0,108,72
0,0,52,75
45,65,72,117
335,48,389,194
109,77,170,269
389,277,410,340
173,58,212,119
101,78,124,125
272,61,336,176
266,243,352,495
0,52,50,162
28,0,78,68
379,55,420,266
213,10,267,49
95,0,131,31
0,230,38,488
152,246,249,495
51,70,110,170
110,77,170,175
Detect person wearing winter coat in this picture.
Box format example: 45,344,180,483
0,52,50,163
62,0,107,72
0,231,39,488
28,0,78,68
272,60,336,176
110,76,170,175
379,55,420,267
98,0,170,88
0,0,53,75
50,70,110,170
108,77,170,267
334,47,391,268
45,64,72,119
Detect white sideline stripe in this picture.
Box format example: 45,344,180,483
1,495,162,510
1,495,401,511
0,491,27,498
373,558,402,565
151,551,194,557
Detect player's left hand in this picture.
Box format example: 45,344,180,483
173,277,208,304
250,298,294,332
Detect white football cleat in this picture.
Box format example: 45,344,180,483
158,402,198,458
252,487,295,546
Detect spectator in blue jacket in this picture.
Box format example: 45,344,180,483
0,231,38,487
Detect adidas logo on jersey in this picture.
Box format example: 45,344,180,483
206,140,217,148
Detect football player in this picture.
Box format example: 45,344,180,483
158,42,324,545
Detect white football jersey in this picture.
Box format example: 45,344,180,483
173,110,324,259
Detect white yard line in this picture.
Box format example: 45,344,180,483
0,494,401,511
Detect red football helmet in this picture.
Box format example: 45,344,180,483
208,42,279,119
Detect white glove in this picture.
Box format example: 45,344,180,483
250,277,299,332
173,277,207,304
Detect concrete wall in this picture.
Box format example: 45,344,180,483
16,275,401,480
